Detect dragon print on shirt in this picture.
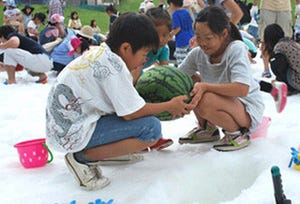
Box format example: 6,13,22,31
46,84,87,151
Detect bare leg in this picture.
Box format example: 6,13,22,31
83,138,156,161
193,92,251,132
262,53,270,72
5,64,17,84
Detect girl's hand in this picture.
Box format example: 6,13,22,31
168,95,192,119
189,82,207,108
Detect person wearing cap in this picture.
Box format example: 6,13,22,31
51,26,93,74
0,25,53,84
21,4,34,31
26,12,46,42
39,13,65,46
3,0,23,33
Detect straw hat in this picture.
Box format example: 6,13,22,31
77,25,95,41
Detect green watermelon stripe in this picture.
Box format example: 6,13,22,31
136,65,194,120
164,66,193,95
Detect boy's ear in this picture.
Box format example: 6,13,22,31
119,42,132,55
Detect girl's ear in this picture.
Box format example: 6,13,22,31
222,28,228,38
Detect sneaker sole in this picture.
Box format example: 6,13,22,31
155,140,173,150
142,139,174,152
65,154,110,190
213,140,250,152
65,154,86,187
278,83,287,113
94,154,144,166
179,135,220,144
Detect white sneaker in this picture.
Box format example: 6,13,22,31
64,153,110,190
91,154,144,166
271,81,288,113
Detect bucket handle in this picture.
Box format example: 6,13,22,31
42,143,54,163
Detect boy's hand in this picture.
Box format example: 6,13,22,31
168,95,193,119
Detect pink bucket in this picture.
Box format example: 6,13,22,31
251,116,271,139
14,138,53,169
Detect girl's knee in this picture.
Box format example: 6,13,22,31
197,92,215,116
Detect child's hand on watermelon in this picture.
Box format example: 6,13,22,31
168,95,192,119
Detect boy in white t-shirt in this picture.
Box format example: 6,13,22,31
46,12,192,191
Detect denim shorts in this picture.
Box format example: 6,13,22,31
85,114,162,149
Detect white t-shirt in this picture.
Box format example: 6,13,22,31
46,43,146,152
27,20,39,36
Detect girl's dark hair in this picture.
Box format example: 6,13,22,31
0,25,16,39
195,6,242,41
106,12,159,54
80,38,90,53
90,19,96,27
71,11,79,20
106,4,117,14
263,23,285,56
146,7,172,31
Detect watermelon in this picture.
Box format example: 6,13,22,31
135,65,194,121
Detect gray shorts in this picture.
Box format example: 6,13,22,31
258,9,293,40
3,48,53,73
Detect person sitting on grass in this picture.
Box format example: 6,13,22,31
26,12,46,42
0,25,53,84
51,25,94,75
45,12,192,190
39,13,65,46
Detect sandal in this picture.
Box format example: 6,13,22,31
35,77,48,84
262,70,272,78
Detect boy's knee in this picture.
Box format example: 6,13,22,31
140,116,162,142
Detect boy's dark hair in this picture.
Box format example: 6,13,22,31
263,24,285,56
0,25,16,39
167,0,183,7
33,12,46,24
195,6,242,41
146,7,172,31
106,12,159,54
106,4,117,14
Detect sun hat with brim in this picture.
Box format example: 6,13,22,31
68,37,82,56
76,25,96,41
21,4,34,14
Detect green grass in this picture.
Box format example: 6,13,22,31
0,0,297,34
0,0,162,34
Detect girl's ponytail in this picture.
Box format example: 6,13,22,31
229,22,242,41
